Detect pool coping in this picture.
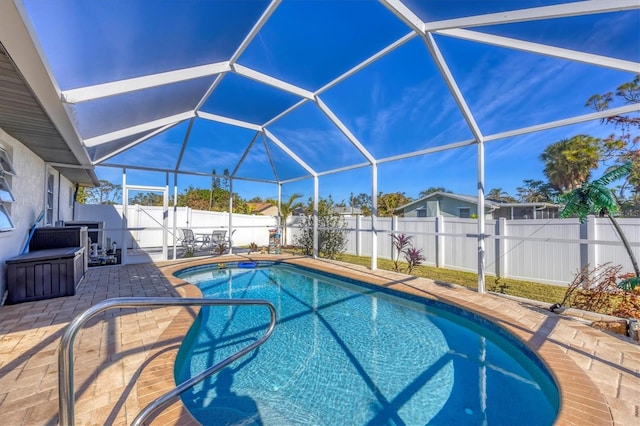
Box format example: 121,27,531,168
137,254,628,425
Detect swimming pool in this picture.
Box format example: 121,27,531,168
175,262,559,425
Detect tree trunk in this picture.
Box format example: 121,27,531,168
607,213,640,277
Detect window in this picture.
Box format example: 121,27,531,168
0,148,16,175
417,209,427,217
46,171,55,225
0,176,15,202
0,205,15,231
459,207,471,218
0,146,16,231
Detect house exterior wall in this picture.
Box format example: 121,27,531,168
0,127,75,303
439,197,477,217
402,200,428,217
403,196,479,218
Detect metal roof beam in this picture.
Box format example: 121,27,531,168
423,0,640,31
61,62,231,103
92,121,181,164
196,111,262,131
317,31,417,95
378,139,477,164
191,0,283,124
439,29,639,73
99,162,279,184
422,33,484,142
173,118,195,172
232,64,314,99
230,0,281,63
263,98,309,127
263,129,317,177
84,111,195,147
485,103,640,142
317,162,371,177
315,97,376,165
261,132,280,182
379,0,425,33
231,132,261,177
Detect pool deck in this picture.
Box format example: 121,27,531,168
0,254,638,425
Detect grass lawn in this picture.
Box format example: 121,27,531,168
332,253,567,306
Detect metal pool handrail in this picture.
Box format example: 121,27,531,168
58,297,277,426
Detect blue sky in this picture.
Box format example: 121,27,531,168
22,0,640,205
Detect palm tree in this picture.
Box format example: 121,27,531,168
556,163,639,278
279,193,303,246
541,135,601,192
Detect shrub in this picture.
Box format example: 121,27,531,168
390,233,425,274
391,233,413,272
404,247,425,274
553,263,640,320
294,197,348,260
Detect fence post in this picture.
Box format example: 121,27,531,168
391,216,398,261
356,215,362,256
436,215,444,268
495,218,507,279
579,215,597,270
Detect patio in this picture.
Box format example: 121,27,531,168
0,255,638,425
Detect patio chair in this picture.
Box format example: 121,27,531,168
213,229,236,247
177,228,194,248
177,228,208,249
210,230,227,245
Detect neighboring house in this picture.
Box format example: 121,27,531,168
395,192,560,220
0,41,98,301
332,206,362,216
248,202,279,216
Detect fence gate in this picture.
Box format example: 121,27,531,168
122,184,169,264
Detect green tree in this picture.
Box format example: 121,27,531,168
586,74,640,215
75,186,88,204
378,192,412,217
516,180,558,203
541,135,602,192
129,192,163,206
295,197,348,259
85,180,122,205
279,193,303,245
487,188,517,202
222,169,230,192
178,186,210,210
418,187,452,198
556,163,639,277
348,192,372,216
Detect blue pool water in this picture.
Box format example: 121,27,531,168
175,262,558,425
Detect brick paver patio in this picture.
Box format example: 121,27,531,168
0,255,638,425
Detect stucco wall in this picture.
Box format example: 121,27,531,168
0,127,76,304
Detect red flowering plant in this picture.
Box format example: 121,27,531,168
390,233,425,274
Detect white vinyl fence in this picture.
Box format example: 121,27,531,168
74,203,277,251
75,204,639,286
288,215,640,286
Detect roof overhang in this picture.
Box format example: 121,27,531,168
0,2,97,186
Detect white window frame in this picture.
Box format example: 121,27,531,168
0,175,16,202
0,146,16,232
45,169,55,226
0,147,16,175
0,204,15,231
459,207,471,218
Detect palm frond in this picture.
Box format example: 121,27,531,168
558,189,589,220
590,185,618,214
595,162,632,186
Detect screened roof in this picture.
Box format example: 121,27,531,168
0,1,638,197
